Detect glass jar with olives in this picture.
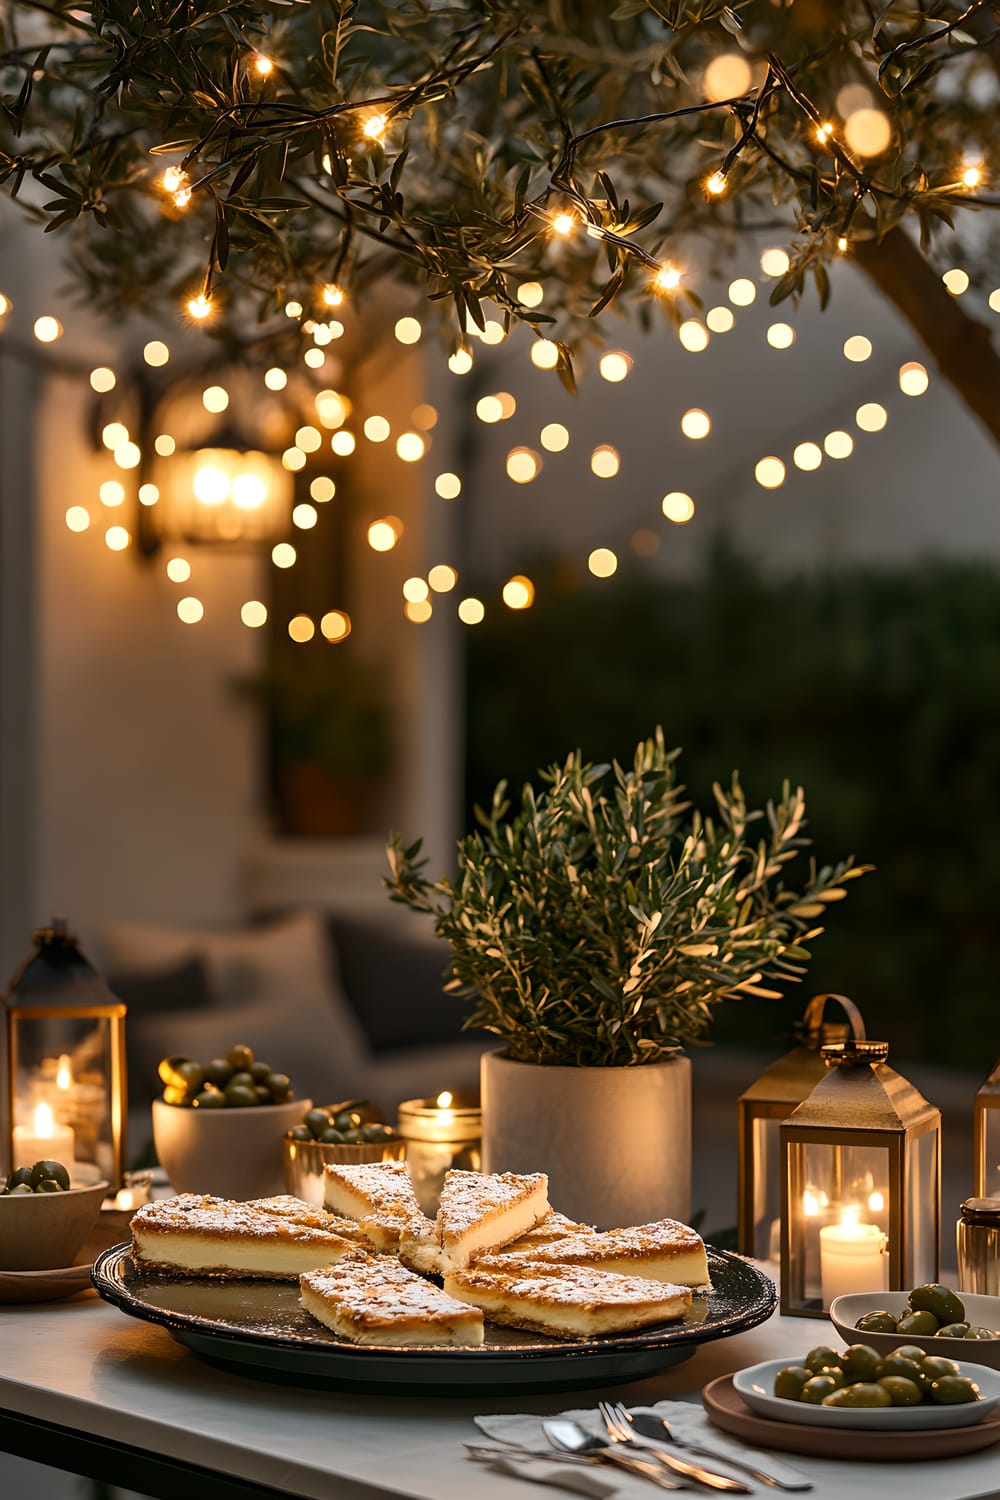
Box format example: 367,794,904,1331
773,1343,982,1410
282,1099,405,1206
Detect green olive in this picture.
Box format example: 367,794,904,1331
8,1183,33,1195
227,1070,255,1091
801,1374,843,1404
920,1355,960,1381
930,1376,980,1405
193,1089,227,1108
305,1107,332,1137
35,1177,64,1192
361,1123,391,1142
342,1127,364,1144
287,1125,311,1141
223,1084,258,1108
856,1311,898,1334
877,1353,923,1381
773,1366,811,1401
250,1060,272,1081
971,1327,999,1340
822,1382,892,1409
335,1109,362,1132
877,1376,923,1406
226,1044,254,1070
6,1167,34,1191
254,1085,272,1105
30,1159,71,1190
896,1309,939,1337
892,1344,929,1365
174,1060,205,1092
936,1323,970,1339
266,1072,291,1100
841,1344,883,1383
908,1284,965,1326
804,1345,843,1375
204,1058,233,1087
158,1054,191,1087
320,1127,346,1144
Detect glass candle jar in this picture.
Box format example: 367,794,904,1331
396,1092,481,1215
957,1197,1000,1296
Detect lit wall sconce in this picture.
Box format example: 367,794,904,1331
145,441,293,550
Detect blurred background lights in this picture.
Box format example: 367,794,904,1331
166,557,191,583
295,426,322,454
590,444,620,478
202,385,229,413
363,415,391,443
396,432,425,462
754,456,786,488
502,575,535,610
138,483,159,506
540,423,569,452
766,322,795,349
403,577,430,604
517,281,544,307
728,278,756,306
476,395,504,424
33,315,62,342
989,289,1000,312
288,614,315,643
506,447,541,483
282,447,306,471
681,408,711,439
702,51,752,102
496,392,517,419
154,434,176,457
844,107,892,157
143,341,170,367
706,306,735,333
394,317,422,345
457,597,485,625
588,547,618,578
99,480,125,507
479,320,506,346
405,599,433,624
264,367,287,391
90,367,116,393
292,503,318,529
331,430,356,456
367,518,401,551
284,300,303,318
320,610,351,641
661,491,695,524
448,349,474,374
942,268,970,296
760,247,791,278
104,525,130,551
793,441,823,471
678,320,709,352
428,564,458,592
0,292,10,316
177,596,203,623
434,472,462,499
114,442,141,470
271,542,296,568
899,361,929,395
310,476,336,502
102,422,129,450
856,402,888,433
193,465,229,504
316,391,349,427
843,335,872,362
599,352,632,382
303,348,326,369
837,83,873,115
65,506,90,532
824,430,854,459
530,340,559,370
231,472,266,509
412,403,438,430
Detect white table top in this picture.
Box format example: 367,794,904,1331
2,1289,999,1500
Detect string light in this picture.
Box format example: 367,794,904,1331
272,542,297,568
304,348,326,368
681,408,711,440
506,447,542,483
310,476,336,502
530,340,559,370
706,306,734,333
476,395,505,424
202,385,229,413
99,480,125,506
288,614,315,642
837,236,849,254
843,335,872,362
362,112,387,140
766,322,795,349
434,472,462,499
396,432,425,462
367,519,401,551
479,319,506,345
264,367,287,391
403,577,430,604
760,247,790,277
282,448,306,471
114,441,141,470
856,402,888,433
316,390,349,427
961,163,982,188
588,547,618,578
590,444,620,478
364,415,391,443
0,293,11,317
428,564,458,592
154,434,176,456
824,430,853,459
661,491,695,524
540,423,569,452
517,281,544,307
899,361,929,396
296,425,322,452
448,348,474,374
321,610,351,641
186,293,213,321
241,601,268,628
678,320,709,353
599,352,631,382
177,596,203,623
90,367,116,393
105,525,131,551
254,55,273,76
293,503,318,529
816,121,834,144
502,575,535,609
33,316,62,342
166,557,191,582
728,278,756,306
942,268,969,296
284,300,303,318
65,506,90,532
793,441,822,471
405,599,433,624
138,483,159,506
551,211,576,235
457,597,485,625
102,423,129,451
705,171,727,196
331,430,356,456
143,340,170,367
988,289,1000,313
394,316,422,344
161,166,185,194
654,263,681,292
754,456,785,489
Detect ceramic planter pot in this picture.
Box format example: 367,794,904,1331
481,1050,691,1229
152,1097,311,1199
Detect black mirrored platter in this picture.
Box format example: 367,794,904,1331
92,1244,775,1393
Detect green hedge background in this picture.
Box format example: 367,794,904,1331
465,549,1000,1070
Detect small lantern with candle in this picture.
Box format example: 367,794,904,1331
738,992,866,1260
396,1091,481,1215
2,921,127,1190
974,1057,1000,1199
780,1039,940,1317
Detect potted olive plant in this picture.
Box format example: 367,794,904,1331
386,731,868,1227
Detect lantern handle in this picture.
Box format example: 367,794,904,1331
802,992,866,1043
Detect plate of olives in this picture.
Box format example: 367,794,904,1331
830,1286,1000,1370
735,1348,1000,1429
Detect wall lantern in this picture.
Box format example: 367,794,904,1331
2,920,127,1190
974,1058,1000,1199
144,439,293,550
780,1039,940,1318
738,993,866,1260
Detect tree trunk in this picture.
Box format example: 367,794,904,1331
851,228,1000,449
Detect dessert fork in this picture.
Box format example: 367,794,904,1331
624,1410,812,1491
598,1402,750,1492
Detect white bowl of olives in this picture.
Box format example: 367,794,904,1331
830,1285,1000,1370
0,1161,108,1270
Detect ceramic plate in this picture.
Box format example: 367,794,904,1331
830,1291,1000,1369
92,1243,775,1394
734,1357,1000,1430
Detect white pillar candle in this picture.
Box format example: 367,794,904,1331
820,1209,887,1307
12,1100,76,1173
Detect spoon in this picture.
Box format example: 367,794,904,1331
543,1418,686,1490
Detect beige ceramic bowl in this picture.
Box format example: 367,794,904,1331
152,1096,310,1199
0,1180,108,1270
282,1135,405,1206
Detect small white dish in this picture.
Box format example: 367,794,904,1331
830,1291,1000,1370
733,1356,1000,1430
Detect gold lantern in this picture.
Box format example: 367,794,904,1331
974,1058,1000,1199
780,1039,940,1318
397,1091,481,1216
2,921,127,1190
738,992,866,1259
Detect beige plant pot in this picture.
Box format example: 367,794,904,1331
152,1097,310,1199
481,1050,691,1230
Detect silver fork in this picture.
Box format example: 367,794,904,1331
625,1410,813,1491
598,1401,750,1493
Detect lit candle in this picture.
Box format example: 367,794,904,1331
12,1100,76,1172
819,1206,887,1306
397,1092,481,1215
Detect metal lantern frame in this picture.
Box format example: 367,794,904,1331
974,1058,1000,1199
738,992,866,1259
779,1039,941,1318
2,923,127,1188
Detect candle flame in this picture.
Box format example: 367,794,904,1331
436,1091,453,1109
868,1190,885,1213
839,1205,862,1232
34,1100,55,1137
56,1054,73,1091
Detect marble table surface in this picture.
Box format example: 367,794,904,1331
2,1288,1000,1500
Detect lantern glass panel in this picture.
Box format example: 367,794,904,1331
906,1126,940,1286
751,1116,783,1260
787,1140,890,1311
979,1105,1000,1199
10,1012,119,1182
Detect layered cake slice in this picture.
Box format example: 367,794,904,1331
482,1218,711,1289
398,1168,551,1275
502,1210,593,1252
300,1250,485,1346
322,1160,436,1254
443,1261,691,1340
130,1193,360,1279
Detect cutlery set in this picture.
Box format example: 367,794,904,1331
479,1402,813,1492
